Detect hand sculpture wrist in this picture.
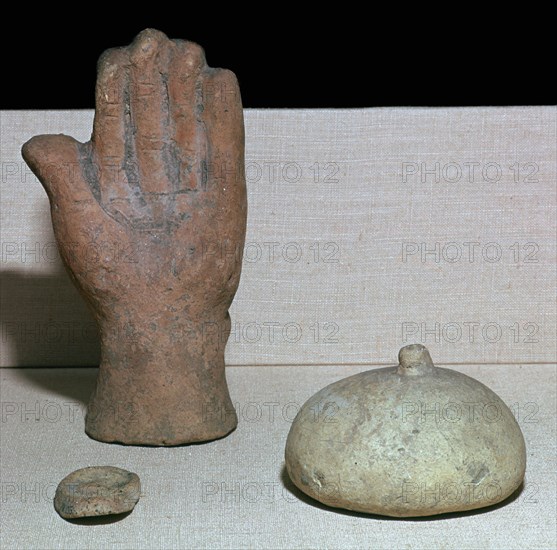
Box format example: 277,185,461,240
22,29,246,445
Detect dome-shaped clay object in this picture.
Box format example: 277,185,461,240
285,344,526,517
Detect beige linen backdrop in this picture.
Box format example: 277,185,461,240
1,109,556,550
1,108,555,367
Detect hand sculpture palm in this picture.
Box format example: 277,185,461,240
22,30,246,445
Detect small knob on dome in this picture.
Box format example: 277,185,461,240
397,344,435,375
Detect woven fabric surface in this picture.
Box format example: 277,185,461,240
1,364,555,549
1,108,555,366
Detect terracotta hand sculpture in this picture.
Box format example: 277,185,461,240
22,29,246,445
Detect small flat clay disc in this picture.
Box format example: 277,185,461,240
54,466,141,519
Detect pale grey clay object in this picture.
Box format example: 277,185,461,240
285,344,526,517
54,466,141,519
